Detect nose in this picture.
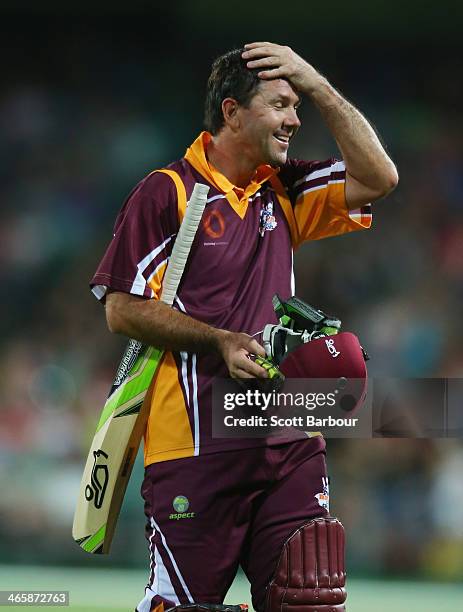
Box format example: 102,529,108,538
284,107,301,131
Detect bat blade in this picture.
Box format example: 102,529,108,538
72,346,163,553
73,182,209,553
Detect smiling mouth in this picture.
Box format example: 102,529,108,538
274,134,290,146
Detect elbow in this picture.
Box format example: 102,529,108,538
379,164,399,197
369,165,399,201
104,291,147,337
106,317,119,335
105,309,121,335
105,297,125,335
386,164,399,192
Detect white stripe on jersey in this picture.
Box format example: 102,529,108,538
131,234,176,295
175,296,200,456
295,179,345,201
207,194,227,204
191,353,200,456
175,299,191,421
206,192,261,205
290,249,295,295
180,349,190,413
293,160,346,189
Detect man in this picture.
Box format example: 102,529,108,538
91,43,397,612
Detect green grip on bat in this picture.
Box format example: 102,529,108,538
319,326,339,336
255,356,285,381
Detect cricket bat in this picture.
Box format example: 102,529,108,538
72,182,210,554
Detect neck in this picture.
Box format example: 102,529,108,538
207,131,257,189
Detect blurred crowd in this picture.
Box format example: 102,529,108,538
1,19,462,580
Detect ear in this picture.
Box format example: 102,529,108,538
221,98,241,130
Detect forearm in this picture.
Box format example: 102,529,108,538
105,291,268,378
106,292,224,354
307,78,398,191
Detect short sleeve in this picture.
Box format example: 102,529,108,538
90,171,179,302
278,158,372,248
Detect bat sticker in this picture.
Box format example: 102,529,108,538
85,449,109,509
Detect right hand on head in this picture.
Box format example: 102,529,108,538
215,330,268,379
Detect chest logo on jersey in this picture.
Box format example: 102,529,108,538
259,202,277,237
203,209,225,239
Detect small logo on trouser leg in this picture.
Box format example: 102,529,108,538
314,476,330,511
169,495,196,520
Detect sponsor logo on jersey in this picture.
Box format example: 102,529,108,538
315,476,330,511
169,495,196,520
203,209,225,239
259,202,277,236
325,337,340,358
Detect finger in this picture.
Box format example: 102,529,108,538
243,41,273,49
236,357,268,378
242,46,278,60
257,68,287,80
231,368,255,380
247,338,266,358
245,56,280,69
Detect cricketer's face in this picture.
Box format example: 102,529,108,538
237,79,301,167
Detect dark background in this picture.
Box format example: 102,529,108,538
1,0,463,587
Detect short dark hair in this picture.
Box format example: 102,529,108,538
204,48,261,135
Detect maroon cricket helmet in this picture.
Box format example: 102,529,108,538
279,332,368,413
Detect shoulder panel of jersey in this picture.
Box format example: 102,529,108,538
151,168,187,223
90,168,186,302
146,168,188,298
163,157,220,205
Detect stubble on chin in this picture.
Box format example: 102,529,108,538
268,152,288,168
259,139,288,168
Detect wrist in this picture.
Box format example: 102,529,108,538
209,328,230,356
308,78,340,108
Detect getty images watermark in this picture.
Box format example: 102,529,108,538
213,378,463,439
213,378,371,439
223,388,359,428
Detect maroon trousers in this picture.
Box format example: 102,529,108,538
136,437,328,612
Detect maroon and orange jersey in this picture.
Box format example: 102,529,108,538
91,132,371,465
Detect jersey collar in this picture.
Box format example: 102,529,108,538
185,131,276,219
